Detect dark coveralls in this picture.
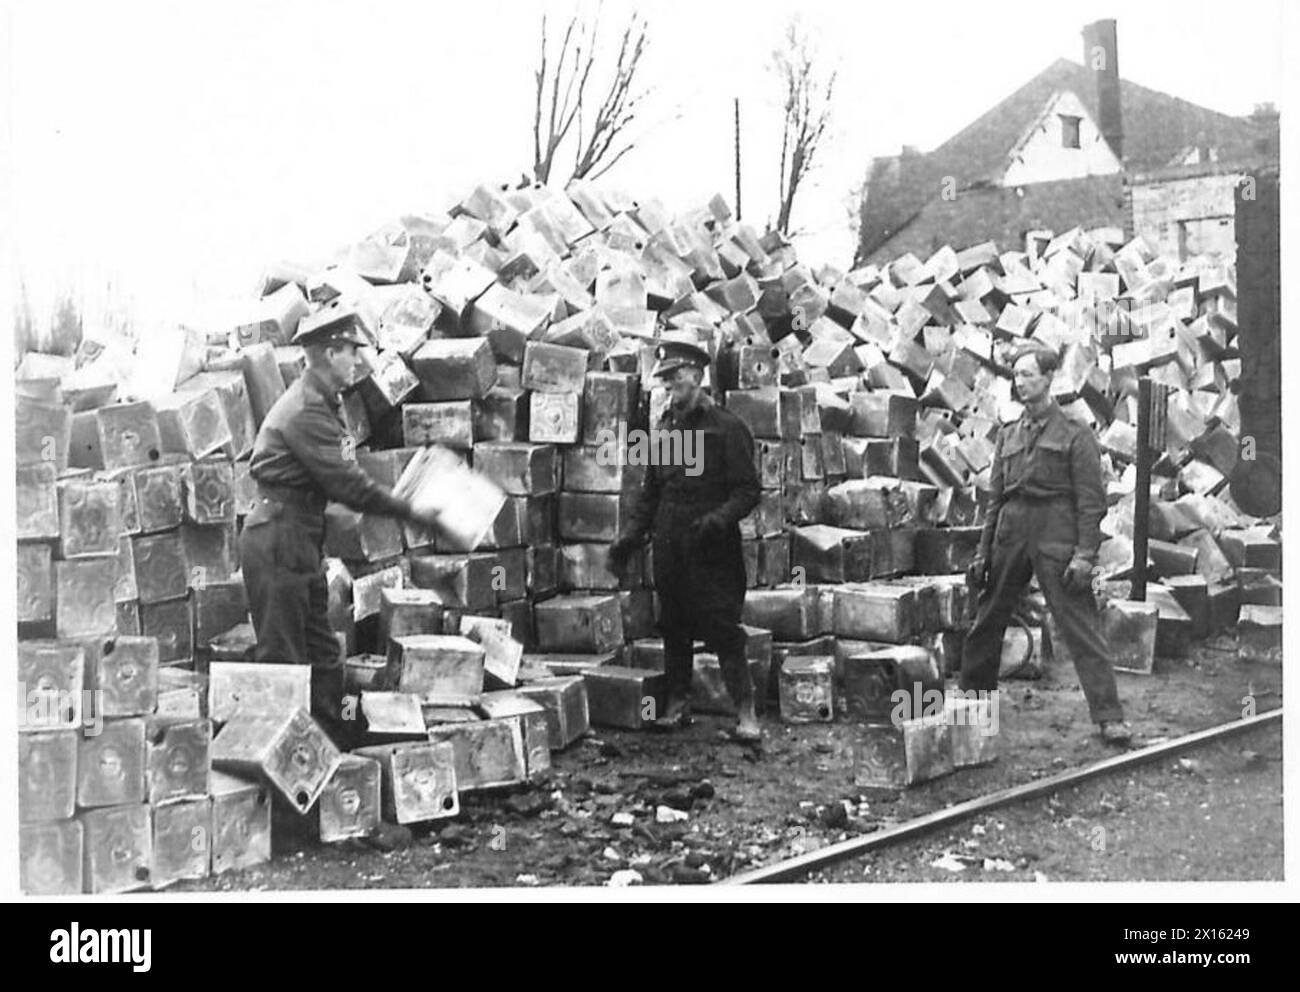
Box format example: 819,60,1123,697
959,402,1124,724
239,369,409,743
622,393,762,708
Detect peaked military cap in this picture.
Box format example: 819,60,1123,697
292,298,370,347
651,339,711,378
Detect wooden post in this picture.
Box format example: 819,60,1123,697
734,98,742,221
1131,377,1153,601
1231,166,1281,516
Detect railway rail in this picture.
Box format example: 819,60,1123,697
721,708,1283,885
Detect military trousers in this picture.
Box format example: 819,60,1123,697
652,510,754,710
959,500,1124,724
238,499,350,746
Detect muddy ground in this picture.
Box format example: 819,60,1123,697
813,720,1282,884
179,637,1282,891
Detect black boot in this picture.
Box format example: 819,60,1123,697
718,650,761,742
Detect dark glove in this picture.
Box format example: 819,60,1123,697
607,536,638,573
1061,556,1094,594
693,513,728,542
965,553,989,591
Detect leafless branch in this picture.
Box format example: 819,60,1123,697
534,15,583,184
772,19,837,235
587,141,636,182
531,6,649,186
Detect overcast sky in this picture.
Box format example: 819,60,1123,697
4,0,1287,332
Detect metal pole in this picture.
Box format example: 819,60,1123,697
734,97,742,221
1131,377,1152,601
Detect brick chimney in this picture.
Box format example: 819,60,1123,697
1082,19,1123,161
1249,102,1280,160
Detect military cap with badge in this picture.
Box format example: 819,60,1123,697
292,298,372,348
651,339,711,378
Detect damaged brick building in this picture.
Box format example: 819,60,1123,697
855,19,1280,266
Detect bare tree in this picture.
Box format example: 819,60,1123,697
843,180,864,247
13,275,37,358
12,277,83,357
772,19,837,235
532,6,649,186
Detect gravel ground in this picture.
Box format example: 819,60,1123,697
177,639,1283,891
811,721,1283,884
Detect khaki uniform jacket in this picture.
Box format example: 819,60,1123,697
980,402,1106,564
248,369,408,518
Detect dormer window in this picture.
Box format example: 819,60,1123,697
1059,114,1082,149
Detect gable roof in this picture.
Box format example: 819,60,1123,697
1006,89,1092,165
857,58,1271,262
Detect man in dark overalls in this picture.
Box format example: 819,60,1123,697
609,341,762,741
960,346,1132,746
240,301,443,748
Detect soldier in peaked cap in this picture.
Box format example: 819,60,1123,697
609,339,764,742
240,300,444,759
